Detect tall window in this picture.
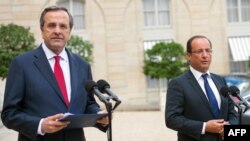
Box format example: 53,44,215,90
143,40,172,89
227,0,250,22
57,0,85,30
242,0,250,21
142,0,170,27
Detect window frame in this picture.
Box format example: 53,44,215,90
142,0,171,28
57,0,86,30
227,0,250,23
143,39,172,89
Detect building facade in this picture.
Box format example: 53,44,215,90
0,0,250,111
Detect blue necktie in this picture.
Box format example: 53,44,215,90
202,73,220,117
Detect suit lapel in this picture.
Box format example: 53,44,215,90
210,74,227,117
32,46,66,106
67,50,79,109
187,70,213,114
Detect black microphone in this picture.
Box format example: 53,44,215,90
229,86,250,109
85,80,109,104
97,79,121,103
220,86,241,110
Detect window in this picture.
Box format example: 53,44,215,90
227,0,250,23
228,36,250,73
143,40,172,89
57,0,85,30
242,0,250,21
142,0,170,27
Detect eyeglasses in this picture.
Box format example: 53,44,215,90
191,49,212,55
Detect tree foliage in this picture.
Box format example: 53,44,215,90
67,35,93,63
0,23,35,79
143,41,187,80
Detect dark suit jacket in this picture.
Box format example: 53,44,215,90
165,70,238,141
1,46,103,141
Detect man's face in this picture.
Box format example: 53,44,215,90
41,10,71,54
186,38,212,73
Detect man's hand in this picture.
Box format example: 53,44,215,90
41,113,70,134
205,119,229,135
219,121,229,137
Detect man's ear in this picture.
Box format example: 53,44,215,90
186,52,191,62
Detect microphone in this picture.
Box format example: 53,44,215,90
97,79,121,103
230,86,244,101
220,86,241,110
229,86,250,110
85,80,109,104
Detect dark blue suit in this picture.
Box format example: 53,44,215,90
165,70,238,141
1,45,103,141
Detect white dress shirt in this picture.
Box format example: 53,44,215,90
190,66,222,134
37,42,72,135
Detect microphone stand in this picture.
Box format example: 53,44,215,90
238,102,250,125
104,97,121,141
238,106,243,125
105,102,112,141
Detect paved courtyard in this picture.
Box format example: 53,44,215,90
0,110,177,141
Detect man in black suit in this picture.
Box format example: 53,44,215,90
165,35,238,141
1,6,108,141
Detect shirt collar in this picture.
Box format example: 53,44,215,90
42,42,68,62
190,66,211,80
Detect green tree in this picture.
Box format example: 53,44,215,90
67,35,93,63
143,41,187,106
0,23,35,79
143,41,187,82
143,41,187,108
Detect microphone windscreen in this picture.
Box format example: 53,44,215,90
85,80,97,93
220,86,230,97
229,86,240,96
97,79,110,93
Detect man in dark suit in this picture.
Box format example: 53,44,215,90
1,6,108,141
165,35,238,141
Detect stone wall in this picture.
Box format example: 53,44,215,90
0,0,231,111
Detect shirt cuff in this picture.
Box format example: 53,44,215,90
201,122,206,134
37,118,45,135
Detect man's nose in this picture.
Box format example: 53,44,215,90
54,26,62,33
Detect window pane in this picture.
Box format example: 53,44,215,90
73,0,85,29
158,12,168,25
144,12,155,26
227,0,239,22
143,0,154,11
57,0,69,9
143,0,155,26
74,16,84,29
158,0,170,25
73,0,84,14
57,0,85,30
241,0,250,21
158,0,168,11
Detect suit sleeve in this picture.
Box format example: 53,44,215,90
1,58,41,140
165,79,203,140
